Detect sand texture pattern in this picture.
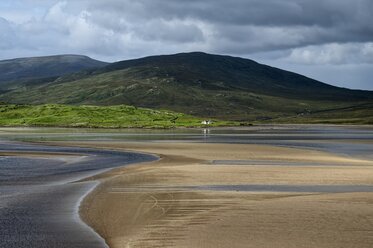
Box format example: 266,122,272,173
62,142,373,248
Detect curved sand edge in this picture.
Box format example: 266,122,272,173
0,147,158,248
69,142,373,248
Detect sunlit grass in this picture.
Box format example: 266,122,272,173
0,104,238,128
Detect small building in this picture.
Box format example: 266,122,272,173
201,120,212,125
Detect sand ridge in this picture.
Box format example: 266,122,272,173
49,141,373,248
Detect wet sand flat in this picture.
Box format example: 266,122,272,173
53,141,373,248
0,142,156,248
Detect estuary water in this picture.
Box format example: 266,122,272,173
2,125,372,157
0,125,372,247
0,141,156,248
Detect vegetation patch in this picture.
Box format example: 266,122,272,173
0,103,238,128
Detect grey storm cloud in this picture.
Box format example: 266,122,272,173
0,0,372,89
86,0,373,44
1,0,373,59
88,0,367,26
78,0,373,60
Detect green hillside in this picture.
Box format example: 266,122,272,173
0,104,235,128
272,102,373,125
0,52,372,123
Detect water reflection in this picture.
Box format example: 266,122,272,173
1,125,372,158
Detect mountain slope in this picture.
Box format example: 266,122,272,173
99,52,372,100
0,55,108,89
0,52,372,122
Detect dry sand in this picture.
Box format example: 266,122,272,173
52,141,373,248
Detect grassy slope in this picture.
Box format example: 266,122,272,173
2,67,371,122
269,102,373,125
0,104,236,128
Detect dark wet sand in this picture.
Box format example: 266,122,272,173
0,142,156,248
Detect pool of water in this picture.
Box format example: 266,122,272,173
0,141,157,248
2,125,373,157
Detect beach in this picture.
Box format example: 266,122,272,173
1,126,373,248
60,141,373,248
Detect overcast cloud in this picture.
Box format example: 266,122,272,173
0,0,372,90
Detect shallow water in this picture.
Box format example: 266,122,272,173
2,125,372,158
0,141,156,248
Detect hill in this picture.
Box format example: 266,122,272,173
100,52,372,100
0,52,372,123
0,55,107,90
0,104,234,128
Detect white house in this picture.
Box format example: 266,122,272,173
201,120,212,125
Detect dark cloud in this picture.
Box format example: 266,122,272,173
88,0,361,27
81,0,373,56
0,0,372,89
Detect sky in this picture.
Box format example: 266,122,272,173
0,0,372,90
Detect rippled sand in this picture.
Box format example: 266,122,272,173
50,141,373,248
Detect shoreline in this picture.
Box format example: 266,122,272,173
0,123,373,133
0,150,115,248
0,142,158,248
72,141,373,248
75,181,109,248
0,149,160,248
74,152,163,247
